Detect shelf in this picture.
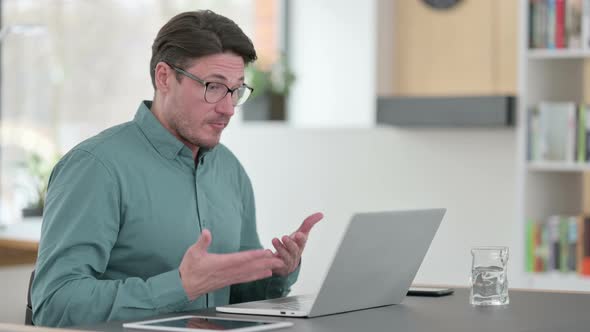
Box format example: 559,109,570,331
523,273,590,292
520,0,590,294
376,95,515,127
527,49,590,59
527,162,590,172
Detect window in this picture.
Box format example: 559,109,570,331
0,0,285,223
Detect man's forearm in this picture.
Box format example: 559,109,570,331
33,269,191,327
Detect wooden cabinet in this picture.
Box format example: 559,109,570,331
387,0,517,96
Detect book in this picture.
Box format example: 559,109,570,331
540,220,550,271
537,102,577,162
540,0,549,48
584,0,590,48
548,0,557,48
535,221,548,272
585,105,590,162
567,216,577,272
583,173,590,215
566,0,583,48
581,217,590,275
548,216,561,270
576,104,586,162
530,0,538,48
578,216,585,274
559,217,569,272
526,219,535,272
556,0,566,48
531,0,548,48
566,104,577,162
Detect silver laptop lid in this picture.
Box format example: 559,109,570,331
308,208,445,317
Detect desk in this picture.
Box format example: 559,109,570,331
0,220,41,266
78,288,590,332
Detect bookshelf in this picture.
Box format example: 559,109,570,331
523,273,590,291
518,0,590,291
527,161,590,172
528,49,590,58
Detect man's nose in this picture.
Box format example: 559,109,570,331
216,93,235,116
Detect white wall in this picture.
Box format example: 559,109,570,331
222,126,518,295
0,126,519,323
376,0,395,96
287,0,377,127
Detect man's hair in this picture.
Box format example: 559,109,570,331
150,10,257,89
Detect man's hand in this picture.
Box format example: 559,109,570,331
271,212,323,277
179,229,285,300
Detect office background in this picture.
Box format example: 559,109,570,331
2,0,584,325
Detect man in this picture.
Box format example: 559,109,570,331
32,10,322,327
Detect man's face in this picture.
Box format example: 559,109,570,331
163,52,245,150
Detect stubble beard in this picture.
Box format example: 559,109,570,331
176,120,221,150
168,107,224,150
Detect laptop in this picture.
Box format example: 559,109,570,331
216,208,446,318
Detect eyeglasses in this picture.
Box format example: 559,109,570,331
165,62,253,106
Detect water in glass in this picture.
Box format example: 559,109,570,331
470,247,509,306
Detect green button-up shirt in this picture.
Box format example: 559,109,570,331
32,101,298,327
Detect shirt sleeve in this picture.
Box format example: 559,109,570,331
32,150,189,327
229,170,300,304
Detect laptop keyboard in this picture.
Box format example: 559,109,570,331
263,294,315,311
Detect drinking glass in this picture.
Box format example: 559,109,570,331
470,246,509,306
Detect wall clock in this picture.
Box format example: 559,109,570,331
422,0,462,10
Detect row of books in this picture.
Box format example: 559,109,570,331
529,0,588,49
528,102,590,162
525,216,590,274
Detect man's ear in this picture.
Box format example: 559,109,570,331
154,62,172,93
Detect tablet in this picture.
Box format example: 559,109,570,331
123,315,294,332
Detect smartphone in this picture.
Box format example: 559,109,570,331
407,287,454,297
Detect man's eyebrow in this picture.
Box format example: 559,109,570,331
205,73,245,82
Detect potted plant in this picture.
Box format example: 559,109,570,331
18,152,59,218
243,54,295,121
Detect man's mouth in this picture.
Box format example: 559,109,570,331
209,122,227,130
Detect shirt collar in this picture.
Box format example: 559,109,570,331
134,100,188,160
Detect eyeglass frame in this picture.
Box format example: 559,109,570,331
163,62,254,106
